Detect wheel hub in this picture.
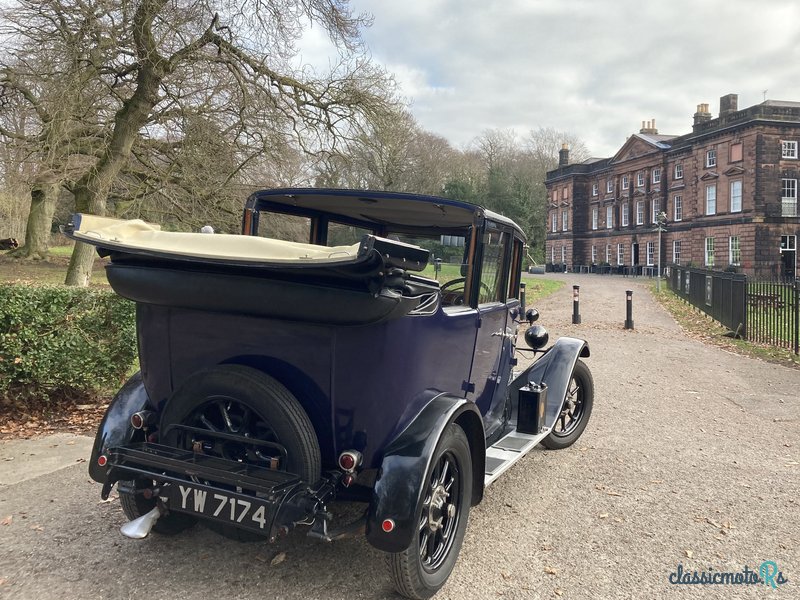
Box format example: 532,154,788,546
426,483,450,533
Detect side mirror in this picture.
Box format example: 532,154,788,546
525,308,539,324
524,325,549,350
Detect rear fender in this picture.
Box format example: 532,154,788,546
365,395,484,553
89,372,150,483
510,337,589,430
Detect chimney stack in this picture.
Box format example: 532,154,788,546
559,143,570,167
719,93,738,117
639,119,658,135
693,103,712,129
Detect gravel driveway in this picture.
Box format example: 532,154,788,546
1,273,798,599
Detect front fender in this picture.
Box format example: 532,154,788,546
510,337,589,430
88,372,150,483
365,395,484,553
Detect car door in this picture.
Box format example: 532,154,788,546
466,224,512,441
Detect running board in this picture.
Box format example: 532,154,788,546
484,428,551,486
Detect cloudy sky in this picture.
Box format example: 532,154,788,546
303,0,800,157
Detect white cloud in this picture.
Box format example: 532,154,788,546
331,0,800,156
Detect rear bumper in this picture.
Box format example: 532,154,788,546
103,443,321,540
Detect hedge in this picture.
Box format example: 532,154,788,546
0,283,137,401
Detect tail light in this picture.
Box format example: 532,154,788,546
338,450,362,473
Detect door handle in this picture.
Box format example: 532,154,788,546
491,331,514,339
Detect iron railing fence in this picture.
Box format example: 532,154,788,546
746,278,800,354
668,265,799,354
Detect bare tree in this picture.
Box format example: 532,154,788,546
1,1,114,258
313,109,458,195
1,0,395,284
472,129,519,172
523,127,590,259
450,127,590,261
525,126,590,165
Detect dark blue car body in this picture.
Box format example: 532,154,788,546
75,188,591,599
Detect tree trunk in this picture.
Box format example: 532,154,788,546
64,240,97,286
63,9,165,286
64,185,108,286
9,182,60,260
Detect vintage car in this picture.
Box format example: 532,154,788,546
68,188,593,599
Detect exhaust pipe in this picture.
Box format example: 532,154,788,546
120,505,162,539
130,410,156,430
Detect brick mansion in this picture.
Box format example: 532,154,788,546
545,94,800,279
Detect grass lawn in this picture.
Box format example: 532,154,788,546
420,262,464,285
0,245,110,286
419,263,565,303
521,277,564,303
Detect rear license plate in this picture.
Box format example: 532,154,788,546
168,481,274,534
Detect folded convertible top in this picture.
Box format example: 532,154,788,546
63,214,437,325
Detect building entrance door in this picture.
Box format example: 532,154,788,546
780,235,796,280
632,243,640,268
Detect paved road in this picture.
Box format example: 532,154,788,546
1,274,798,599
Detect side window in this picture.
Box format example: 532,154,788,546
257,212,311,242
507,238,524,299
478,229,509,304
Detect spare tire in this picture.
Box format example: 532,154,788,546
159,364,321,539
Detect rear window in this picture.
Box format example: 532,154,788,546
256,212,310,243
327,222,373,246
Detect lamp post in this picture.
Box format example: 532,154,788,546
655,211,668,292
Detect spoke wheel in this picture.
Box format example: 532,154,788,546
180,395,285,467
388,423,472,599
541,359,594,450
418,451,461,571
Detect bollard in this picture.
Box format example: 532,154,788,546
434,257,442,278
624,289,634,330
572,285,581,324
520,281,527,314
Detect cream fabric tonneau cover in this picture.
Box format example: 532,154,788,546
71,214,362,264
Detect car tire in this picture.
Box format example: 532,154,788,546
541,359,594,450
387,423,472,599
158,364,321,540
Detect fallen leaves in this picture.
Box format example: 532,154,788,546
270,552,286,566
0,395,109,439
594,484,624,497
694,515,735,535
1,515,12,526
685,549,693,559
544,567,558,575
704,517,723,528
